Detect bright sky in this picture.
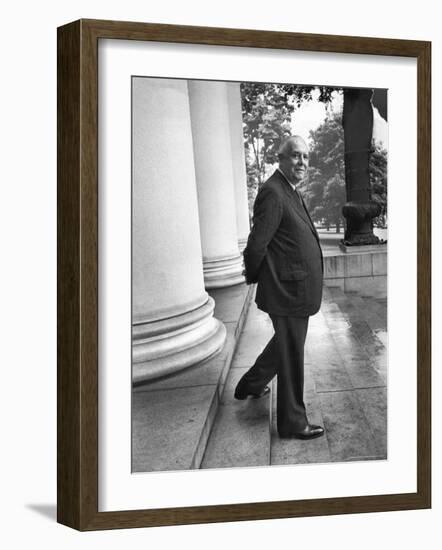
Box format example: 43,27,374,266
290,88,388,149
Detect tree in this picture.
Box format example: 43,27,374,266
303,111,346,232
369,144,388,227
303,110,388,233
241,83,293,191
238,83,388,229
240,83,336,195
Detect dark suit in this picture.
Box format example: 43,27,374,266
239,169,323,436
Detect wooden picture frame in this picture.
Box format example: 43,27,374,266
57,18,431,530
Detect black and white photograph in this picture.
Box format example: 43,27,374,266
2,0,438,542
131,77,388,473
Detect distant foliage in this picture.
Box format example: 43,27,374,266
240,83,387,228
240,83,336,205
304,111,388,231
303,111,346,232
369,145,388,227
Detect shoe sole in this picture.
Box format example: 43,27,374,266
234,387,270,400
280,431,325,440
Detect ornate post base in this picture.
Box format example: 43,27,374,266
342,201,383,246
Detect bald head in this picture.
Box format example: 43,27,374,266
278,135,309,185
278,135,308,157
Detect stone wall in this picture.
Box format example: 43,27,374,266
323,247,387,298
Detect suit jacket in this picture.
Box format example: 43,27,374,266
243,169,323,317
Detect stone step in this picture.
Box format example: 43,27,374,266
324,286,387,342
348,294,388,348
317,305,385,388
201,366,271,469
316,287,387,461
306,307,386,461
198,284,388,471
362,295,388,330
201,301,273,469
354,387,387,457
271,299,386,463
231,301,274,369
305,310,354,392
323,286,387,382
132,283,254,473
270,378,331,465
132,385,219,472
319,389,384,461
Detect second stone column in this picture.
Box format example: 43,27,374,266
226,82,250,252
188,80,245,289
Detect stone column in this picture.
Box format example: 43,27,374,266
226,82,250,252
188,80,245,288
132,78,226,383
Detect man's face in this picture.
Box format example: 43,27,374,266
279,139,309,184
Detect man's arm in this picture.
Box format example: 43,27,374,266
243,187,282,284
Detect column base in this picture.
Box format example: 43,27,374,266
203,253,245,289
342,200,382,246
132,296,226,383
238,237,248,253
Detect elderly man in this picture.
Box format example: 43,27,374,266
234,135,324,439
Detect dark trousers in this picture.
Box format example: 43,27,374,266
237,315,309,436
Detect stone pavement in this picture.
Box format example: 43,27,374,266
132,283,387,473
202,285,387,469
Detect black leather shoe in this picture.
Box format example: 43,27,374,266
279,424,324,440
234,385,270,400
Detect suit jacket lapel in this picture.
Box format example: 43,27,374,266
298,193,321,242
275,171,320,242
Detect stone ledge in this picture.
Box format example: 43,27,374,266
324,248,387,298
324,248,387,278
339,243,387,254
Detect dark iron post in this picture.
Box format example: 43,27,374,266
342,88,382,246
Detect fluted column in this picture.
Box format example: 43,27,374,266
132,78,226,383
226,82,250,252
188,80,245,288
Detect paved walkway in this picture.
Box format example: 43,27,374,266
132,283,387,472
202,286,387,468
